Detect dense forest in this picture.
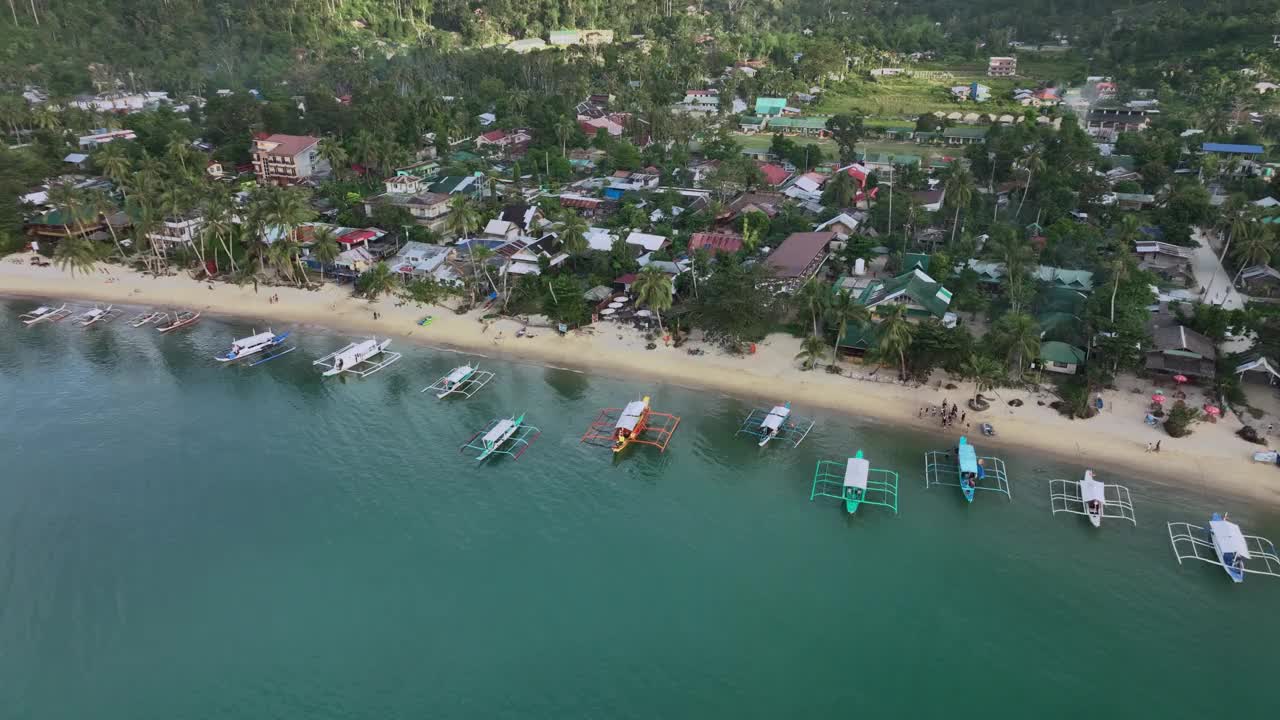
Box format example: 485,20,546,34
3,1,1280,96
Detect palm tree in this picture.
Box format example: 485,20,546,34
826,289,870,365
795,333,826,370
1014,146,1045,219
995,312,1041,379
1105,254,1131,323
95,143,133,200
53,236,99,277
1231,225,1276,285
944,164,975,246
875,304,914,379
47,182,90,243
632,266,674,335
961,354,1004,405
87,188,126,261
166,135,194,176
357,262,399,300
318,138,349,180
794,277,828,338
446,195,481,241
555,116,576,156
203,187,238,275
560,214,589,267
266,237,301,285
310,226,341,278
31,105,59,132
468,244,499,298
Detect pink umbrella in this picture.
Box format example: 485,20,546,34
1203,404,1221,417
1173,375,1189,384
1151,394,1166,404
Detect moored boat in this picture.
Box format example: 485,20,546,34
20,304,72,326
157,311,200,334
215,329,294,364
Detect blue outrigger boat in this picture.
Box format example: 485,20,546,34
923,436,1010,502
215,329,296,366
1168,512,1280,584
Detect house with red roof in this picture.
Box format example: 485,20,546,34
250,133,328,186
689,232,744,255
757,163,792,187
474,129,532,153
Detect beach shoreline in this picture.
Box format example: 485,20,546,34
5,255,1279,507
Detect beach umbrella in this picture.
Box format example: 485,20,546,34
1151,394,1166,404
1203,404,1221,417
1173,375,1189,384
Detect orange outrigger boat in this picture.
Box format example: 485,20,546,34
580,395,681,455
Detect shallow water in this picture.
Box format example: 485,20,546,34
1,300,1277,718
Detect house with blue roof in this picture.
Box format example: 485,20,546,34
1202,142,1265,157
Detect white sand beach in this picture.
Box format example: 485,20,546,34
4,254,1279,505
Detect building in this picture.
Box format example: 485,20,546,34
362,175,452,232
942,127,989,145
754,97,788,116
1134,241,1195,287
858,268,956,325
1145,325,1216,379
606,169,660,197
675,90,720,116
78,129,137,149
988,56,1017,77
251,133,326,186
474,129,532,154
623,231,669,253
814,213,862,239
1202,142,1265,159
1240,264,1280,296
1039,341,1086,375
911,189,946,212
757,163,791,187
548,29,614,46
145,212,205,250
386,241,459,284
764,231,834,282
1085,109,1155,140
689,232,744,255
765,116,828,136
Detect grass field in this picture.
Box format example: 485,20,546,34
733,133,837,154
731,134,952,164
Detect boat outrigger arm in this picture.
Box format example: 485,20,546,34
1049,472,1137,527
422,365,495,399
1168,518,1280,581
736,402,815,448
459,414,542,461
810,450,899,515
923,439,1011,501
313,339,402,378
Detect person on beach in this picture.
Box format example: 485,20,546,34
961,412,966,423
1154,440,1161,452
1145,442,1153,453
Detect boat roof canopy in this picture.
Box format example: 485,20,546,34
1080,471,1106,503
1211,519,1252,558
958,439,978,474
844,456,869,490
761,405,791,430
236,331,276,346
616,399,648,431
445,365,474,383
483,418,516,444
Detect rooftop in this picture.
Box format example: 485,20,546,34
765,232,834,279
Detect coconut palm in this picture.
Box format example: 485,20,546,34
47,182,91,242
795,333,826,370
468,244,499,298
318,138,349,180
826,289,870,365
53,236,100,277
560,213,589,266
94,143,133,199
1014,146,1045,219
446,195,481,241
203,187,238,275
944,164,975,246
31,105,59,132
875,304,914,379
357,262,399,300
310,226,341,278
1231,224,1276,285
793,276,828,338
1105,254,1131,323
994,312,1041,379
961,353,1004,405
555,116,576,156
632,265,674,335
87,188,126,261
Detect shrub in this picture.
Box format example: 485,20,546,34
1164,400,1202,438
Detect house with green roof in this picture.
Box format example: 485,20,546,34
754,97,788,116
836,322,879,355
964,259,1095,293
859,152,922,173
858,268,956,325
767,116,829,136
942,126,989,145
1039,341,1087,375
23,207,108,241
738,115,767,133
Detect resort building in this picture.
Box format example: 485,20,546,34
988,56,1017,77
1134,240,1195,287
250,133,327,186
765,231,834,283
361,175,452,233
77,129,137,149
1038,341,1087,375
858,268,956,326
1145,325,1217,380
145,211,206,250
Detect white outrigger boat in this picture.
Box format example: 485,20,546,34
20,304,72,326
1049,470,1136,528
129,310,169,327
156,311,200,334
736,401,815,448
459,413,541,461
1168,512,1280,583
215,329,296,366
423,364,494,399
78,304,121,327
313,338,401,378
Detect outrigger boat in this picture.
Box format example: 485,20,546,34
736,401,815,448
1168,513,1280,583
924,436,1011,502
78,304,121,327
581,395,681,455
1049,470,1136,528
215,329,296,366
810,450,899,515
20,304,72,326
156,311,200,334
129,310,169,327
313,338,401,378
423,364,494,399
459,413,541,462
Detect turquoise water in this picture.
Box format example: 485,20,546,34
1,300,1277,719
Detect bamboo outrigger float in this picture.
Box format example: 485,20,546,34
459,413,541,461
423,364,494,399
1168,513,1280,584
78,304,121,327
810,450,899,514
313,339,401,378
20,304,72,326
924,436,1010,502
156,311,200,334
580,395,681,455
736,402,815,448
1049,470,1136,527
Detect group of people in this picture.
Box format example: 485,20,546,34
1145,441,1162,453
266,294,280,304
919,399,965,428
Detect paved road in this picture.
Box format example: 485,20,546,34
1189,226,1245,310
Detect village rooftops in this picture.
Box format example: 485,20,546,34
623,231,669,252
858,268,954,319
765,231,834,280
689,232,744,254
1202,142,1265,155
253,133,319,158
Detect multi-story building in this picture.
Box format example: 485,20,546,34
362,175,452,233
146,212,206,250
988,56,1017,77
250,133,326,186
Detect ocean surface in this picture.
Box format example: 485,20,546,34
1,299,1277,719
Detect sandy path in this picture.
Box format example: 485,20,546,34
4,254,1279,506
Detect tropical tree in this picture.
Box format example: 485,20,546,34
993,312,1041,379
53,236,99,276
355,262,399,300
793,276,828,337
310,226,341,277
821,170,856,208
87,188,127,260
632,265,674,335
318,138,350,180
1014,146,1045,219
875,304,914,379
961,353,1004,405
1104,254,1131,323
468,244,499,298
95,143,134,199
203,187,239,274
446,195,481,240
1231,224,1276,285
826,289,870,365
795,333,826,370
555,116,576,157
944,164,976,245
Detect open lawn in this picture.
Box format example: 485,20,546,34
733,132,837,154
